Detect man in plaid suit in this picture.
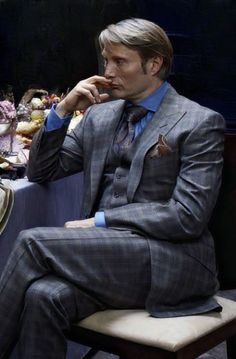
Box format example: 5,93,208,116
0,18,224,358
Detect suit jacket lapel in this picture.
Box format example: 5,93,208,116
127,86,187,202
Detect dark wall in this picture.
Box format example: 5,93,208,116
0,0,235,130
0,0,139,100
138,0,236,132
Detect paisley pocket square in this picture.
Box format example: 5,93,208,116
147,134,172,159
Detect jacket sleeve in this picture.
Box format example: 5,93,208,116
27,112,88,183
104,113,225,241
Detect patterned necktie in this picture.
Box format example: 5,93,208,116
114,105,148,154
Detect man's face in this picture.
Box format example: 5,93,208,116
101,43,162,103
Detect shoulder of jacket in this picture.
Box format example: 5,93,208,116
167,85,224,119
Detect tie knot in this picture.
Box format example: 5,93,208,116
124,106,148,124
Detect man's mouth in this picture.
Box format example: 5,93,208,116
110,84,120,89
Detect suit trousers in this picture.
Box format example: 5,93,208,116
0,226,151,359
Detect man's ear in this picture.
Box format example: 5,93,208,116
149,56,163,76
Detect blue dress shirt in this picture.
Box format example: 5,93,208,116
45,81,169,227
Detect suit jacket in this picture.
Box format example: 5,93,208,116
28,85,225,317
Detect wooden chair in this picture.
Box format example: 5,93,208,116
67,134,236,359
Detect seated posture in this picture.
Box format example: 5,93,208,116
0,18,225,359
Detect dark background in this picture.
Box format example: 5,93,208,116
0,0,235,131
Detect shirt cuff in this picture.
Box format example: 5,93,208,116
95,211,106,227
44,104,72,131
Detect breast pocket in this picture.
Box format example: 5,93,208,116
138,150,180,200
145,149,179,176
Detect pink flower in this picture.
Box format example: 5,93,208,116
0,100,16,123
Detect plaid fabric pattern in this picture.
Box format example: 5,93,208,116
0,227,150,358
0,84,225,357
27,85,225,317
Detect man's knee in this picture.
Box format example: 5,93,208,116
16,228,37,249
18,227,41,242
24,277,77,316
24,280,56,310
16,227,49,254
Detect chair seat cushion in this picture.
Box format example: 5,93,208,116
76,296,236,352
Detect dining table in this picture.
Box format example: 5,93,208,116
0,173,84,271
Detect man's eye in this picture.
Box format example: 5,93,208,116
116,59,125,65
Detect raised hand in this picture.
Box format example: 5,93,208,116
56,76,111,117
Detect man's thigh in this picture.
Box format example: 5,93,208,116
17,226,151,308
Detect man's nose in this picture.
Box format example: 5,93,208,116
104,63,115,79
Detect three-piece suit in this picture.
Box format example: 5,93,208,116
0,85,225,358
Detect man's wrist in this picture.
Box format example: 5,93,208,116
44,105,72,131
55,101,72,118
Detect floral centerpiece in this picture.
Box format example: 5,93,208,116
0,100,17,155
15,88,84,146
15,89,61,146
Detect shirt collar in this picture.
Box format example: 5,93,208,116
137,81,169,112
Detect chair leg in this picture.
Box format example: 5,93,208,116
226,336,236,359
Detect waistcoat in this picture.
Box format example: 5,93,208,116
97,130,140,211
